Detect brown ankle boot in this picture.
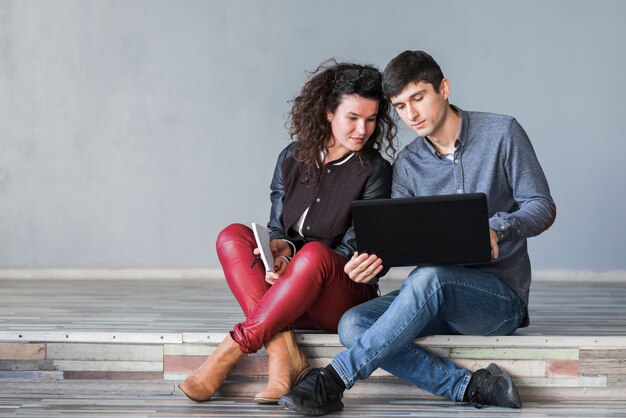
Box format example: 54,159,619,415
253,329,309,404
178,332,245,402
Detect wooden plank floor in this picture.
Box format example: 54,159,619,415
1,276,626,416
1,380,626,417
1,277,625,335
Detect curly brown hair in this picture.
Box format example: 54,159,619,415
287,60,397,182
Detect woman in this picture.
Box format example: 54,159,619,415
179,60,396,404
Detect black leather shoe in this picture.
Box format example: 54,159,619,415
278,368,344,416
466,363,522,409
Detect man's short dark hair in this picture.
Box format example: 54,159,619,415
382,51,444,98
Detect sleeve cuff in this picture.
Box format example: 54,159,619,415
282,239,296,256
489,213,512,241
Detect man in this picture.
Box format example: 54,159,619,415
278,50,556,416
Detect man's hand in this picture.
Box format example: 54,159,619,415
344,251,383,284
490,228,499,260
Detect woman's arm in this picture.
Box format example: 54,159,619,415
334,159,391,259
267,145,297,257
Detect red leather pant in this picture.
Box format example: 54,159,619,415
216,223,378,354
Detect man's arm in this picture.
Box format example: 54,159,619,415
489,119,556,242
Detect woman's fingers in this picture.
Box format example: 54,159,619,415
352,258,383,283
346,253,382,283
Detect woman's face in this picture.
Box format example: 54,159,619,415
326,94,379,156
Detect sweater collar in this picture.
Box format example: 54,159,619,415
319,151,357,166
331,151,356,166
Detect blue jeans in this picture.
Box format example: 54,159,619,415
331,265,526,402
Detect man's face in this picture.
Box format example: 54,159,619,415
390,79,450,138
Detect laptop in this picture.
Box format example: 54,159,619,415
350,193,491,267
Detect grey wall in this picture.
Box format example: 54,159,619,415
1,0,625,269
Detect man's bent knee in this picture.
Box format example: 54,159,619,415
405,266,447,290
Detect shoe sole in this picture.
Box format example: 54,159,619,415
486,363,523,408
178,384,209,403
278,395,343,416
253,396,278,404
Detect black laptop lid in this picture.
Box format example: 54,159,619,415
351,193,491,267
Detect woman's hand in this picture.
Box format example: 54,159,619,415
270,239,292,258
265,256,290,285
253,239,293,285
344,251,382,284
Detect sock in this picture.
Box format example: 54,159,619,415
324,364,346,390
463,374,476,402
